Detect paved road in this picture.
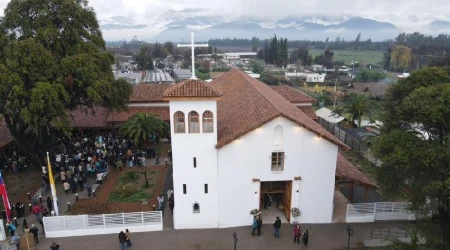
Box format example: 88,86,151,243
35,221,412,250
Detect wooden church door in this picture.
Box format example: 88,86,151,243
283,181,292,222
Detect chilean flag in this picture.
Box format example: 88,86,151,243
0,172,12,221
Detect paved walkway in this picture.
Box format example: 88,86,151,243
34,221,412,250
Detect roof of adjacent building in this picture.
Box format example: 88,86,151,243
69,106,111,129
346,82,390,97
130,84,170,103
298,106,318,120
108,107,170,122
0,120,14,148
316,107,345,123
270,85,317,103
336,153,377,188
211,69,349,149
163,79,223,98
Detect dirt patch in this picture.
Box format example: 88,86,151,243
70,166,167,214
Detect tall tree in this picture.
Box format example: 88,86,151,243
372,67,450,247
163,42,174,55
133,45,154,70
0,0,132,160
332,93,379,127
391,45,413,71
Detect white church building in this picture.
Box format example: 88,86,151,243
162,69,371,229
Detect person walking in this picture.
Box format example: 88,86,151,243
293,224,301,244
302,230,309,248
22,218,28,232
30,224,39,244
251,216,258,236
7,221,16,237
125,229,132,247
273,216,281,238
50,241,61,250
63,181,70,194
47,197,53,213
118,231,126,250
256,216,263,236
157,194,164,210
12,233,20,249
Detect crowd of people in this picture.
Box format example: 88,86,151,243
251,216,309,248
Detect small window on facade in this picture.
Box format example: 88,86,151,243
188,111,200,133
202,111,214,133
174,111,185,133
183,184,187,194
271,151,285,172
204,184,208,194
193,203,200,213
193,157,197,168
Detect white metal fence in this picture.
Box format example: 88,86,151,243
43,211,163,238
346,202,416,223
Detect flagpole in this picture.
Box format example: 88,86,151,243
46,152,59,216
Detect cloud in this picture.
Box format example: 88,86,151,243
0,0,450,40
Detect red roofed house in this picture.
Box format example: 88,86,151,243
164,69,374,229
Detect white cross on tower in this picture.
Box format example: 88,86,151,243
177,32,209,79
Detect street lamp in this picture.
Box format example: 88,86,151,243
233,232,238,250
346,224,354,250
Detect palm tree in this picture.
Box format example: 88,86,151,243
332,92,380,128
120,113,169,148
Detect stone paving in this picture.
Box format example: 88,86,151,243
34,221,412,250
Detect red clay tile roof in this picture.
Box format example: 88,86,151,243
336,153,377,188
69,106,111,129
271,85,317,103
163,79,223,98
298,106,318,120
0,120,14,148
130,84,170,103
108,107,170,122
212,69,349,149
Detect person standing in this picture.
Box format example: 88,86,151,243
293,224,301,244
256,216,263,236
47,197,53,213
263,194,269,209
302,230,309,248
169,199,174,215
125,229,132,247
7,221,16,237
50,241,61,250
157,194,164,210
63,181,70,194
273,216,281,238
118,231,126,250
30,224,39,244
251,216,258,236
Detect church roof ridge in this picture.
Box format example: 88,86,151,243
163,79,223,99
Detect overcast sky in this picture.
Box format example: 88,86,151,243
0,0,449,40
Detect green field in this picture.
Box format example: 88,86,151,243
309,49,384,66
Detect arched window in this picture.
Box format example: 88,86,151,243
193,203,200,213
188,111,200,133
174,111,185,133
202,111,214,133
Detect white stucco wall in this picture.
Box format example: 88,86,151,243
217,117,338,228
169,100,219,229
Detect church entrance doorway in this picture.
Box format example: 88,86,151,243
259,181,293,224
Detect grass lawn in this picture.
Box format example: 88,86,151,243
309,49,384,66
109,170,159,203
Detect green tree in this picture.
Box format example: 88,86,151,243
372,67,450,247
120,113,169,148
332,93,379,127
355,70,388,82
0,0,132,160
163,42,174,55
391,45,412,71
133,45,154,70
249,60,265,74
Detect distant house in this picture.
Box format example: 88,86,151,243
345,82,390,99
285,71,326,82
115,72,143,84
223,52,257,60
